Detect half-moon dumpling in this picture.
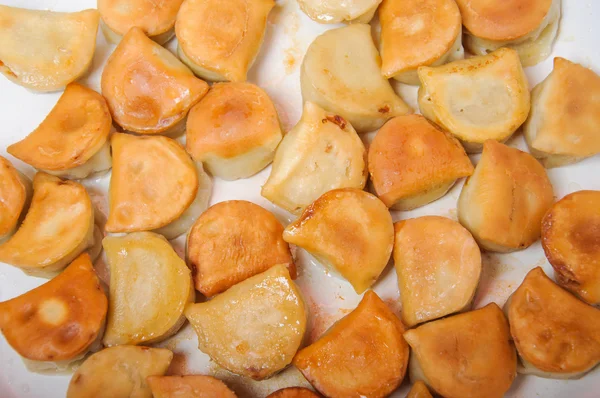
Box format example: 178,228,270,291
368,115,473,210
101,27,209,135
0,156,31,243
418,48,530,153
293,291,409,398
267,387,320,398
524,57,600,168
0,173,100,277
542,190,600,305
0,253,107,372
301,24,411,133
7,83,112,180
186,82,282,180
297,0,382,24
262,102,367,214
98,0,184,44
185,265,306,380
283,188,393,294
67,345,173,398
175,0,274,82
106,133,212,239
102,232,193,346
505,267,600,378
458,140,554,252
394,216,481,327
404,303,517,398
0,6,99,92
187,200,295,297
147,375,237,398
379,0,463,85
456,0,561,67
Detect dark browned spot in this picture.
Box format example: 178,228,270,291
140,346,150,351
0,60,17,78
324,143,333,153
378,105,390,114
324,115,347,130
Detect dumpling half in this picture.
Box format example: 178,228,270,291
418,48,530,153
297,0,382,24
0,6,99,92
0,157,31,243
106,133,211,239
8,83,112,180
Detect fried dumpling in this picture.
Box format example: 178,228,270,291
283,188,393,294
147,375,237,398
67,345,173,398
0,173,100,277
301,24,411,133
186,82,282,180
101,27,209,135
505,267,600,378
262,102,366,214
407,381,433,398
297,0,381,24
0,253,107,372
379,0,463,85
7,83,112,180
102,232,193,346
368,115,473,210
187,200,295,297
404,303,516,398
0,6,99,92
542,190,600,305
0,156,31,243
418,48,530,153
456,0,560,67
185,265,306,380
524,57,600,168
267,387,320,398
106,133,212,239
458,140,554,252
394,216,481,327
175,0,274,82
98,0,183,44
293,291,409,398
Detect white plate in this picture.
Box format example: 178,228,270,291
0,0,599,397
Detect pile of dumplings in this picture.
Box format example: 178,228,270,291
1,0,600,397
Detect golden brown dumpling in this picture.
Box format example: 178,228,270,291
458,140,554,252
175,0,274,82
283,188,394,294
542,190,600,305
0,156,31,243
101,27,208,135
147,375,237,398
505,267,600,378
8,83,112,179
293,291,409,398
368,115,473,210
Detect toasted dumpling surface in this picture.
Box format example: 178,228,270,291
542,190,600,304
0,6,99,92
0,156,30,240
506,267,600,377
66,345,173,398
101,27,208,134
283,188,393,294
379,0,463,83
368,115,473,210
102,232,193,346
175,0,274,82
458,140,554,252
262,102,366,214
186,82,282,180
8,83,112,172
418,48,530,152
106,133,199,233
394,216,481,327
297,0,381,24
525,57,600,167
0,173,96,275
301,24,411,133
407,381,433,398
0,253,107,362
404,303,516,398
187,200,295,297
293,291,408,398
267,387,320,398
185,265,306,380
148,375,237,398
